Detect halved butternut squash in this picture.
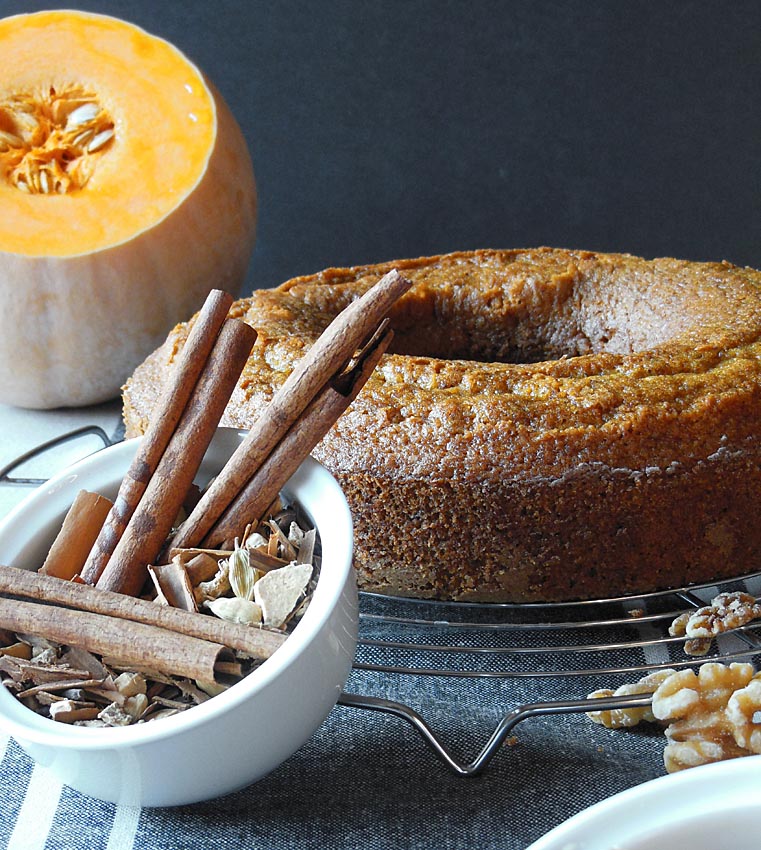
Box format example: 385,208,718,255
0,10,256,408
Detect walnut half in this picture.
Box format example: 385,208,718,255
669,592,761,657
588,662,761,774
586,669,676,729
652,663,757,773
726,676,761,753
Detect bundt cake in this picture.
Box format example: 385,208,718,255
122,248,761,602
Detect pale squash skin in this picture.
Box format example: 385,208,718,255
0,13,256,408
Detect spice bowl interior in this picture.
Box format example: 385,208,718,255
0,427,357,807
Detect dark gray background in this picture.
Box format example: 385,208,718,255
3,0,761,293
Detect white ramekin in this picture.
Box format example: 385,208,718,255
0,428,357,806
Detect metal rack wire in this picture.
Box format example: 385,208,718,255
0,425,113,485
3,428,761,779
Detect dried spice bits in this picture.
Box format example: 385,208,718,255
0,503,319,726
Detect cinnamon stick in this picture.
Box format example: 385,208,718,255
80,289,234,585
0,565,286,660
95,317,256,596
168,269,411,552
0,596,232,683
40,490,113,580
206,325,394,549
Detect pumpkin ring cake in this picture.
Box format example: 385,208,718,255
123,248,761,602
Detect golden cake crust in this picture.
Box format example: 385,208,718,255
123,248,761,601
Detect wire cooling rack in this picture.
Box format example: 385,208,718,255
3,428,761,778
339,573,761,776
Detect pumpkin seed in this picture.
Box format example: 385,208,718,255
87,128,114,153
0,130,23,150
71,128,94,148
66,102,100,127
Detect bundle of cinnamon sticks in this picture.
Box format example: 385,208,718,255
0,269,411,687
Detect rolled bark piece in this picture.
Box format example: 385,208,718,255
0,565,286,660
0,597,231,683
207,326,394,549
169,269,411,551
95,318,256,596
147,562,198,612
40,490,113,580
81,289,233,584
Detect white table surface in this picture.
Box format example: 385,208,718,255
0,399,124,521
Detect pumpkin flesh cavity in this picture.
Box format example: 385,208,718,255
0,10,216,257
0,86,115,196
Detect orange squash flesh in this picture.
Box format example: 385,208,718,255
0,10,256,408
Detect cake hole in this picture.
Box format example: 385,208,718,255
386,322,589,365
384,266,698,365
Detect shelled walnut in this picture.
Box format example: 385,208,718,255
587,661,761,774
586,669,676,728
652,663,754,772
669,592,761,657
726,677,761,753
